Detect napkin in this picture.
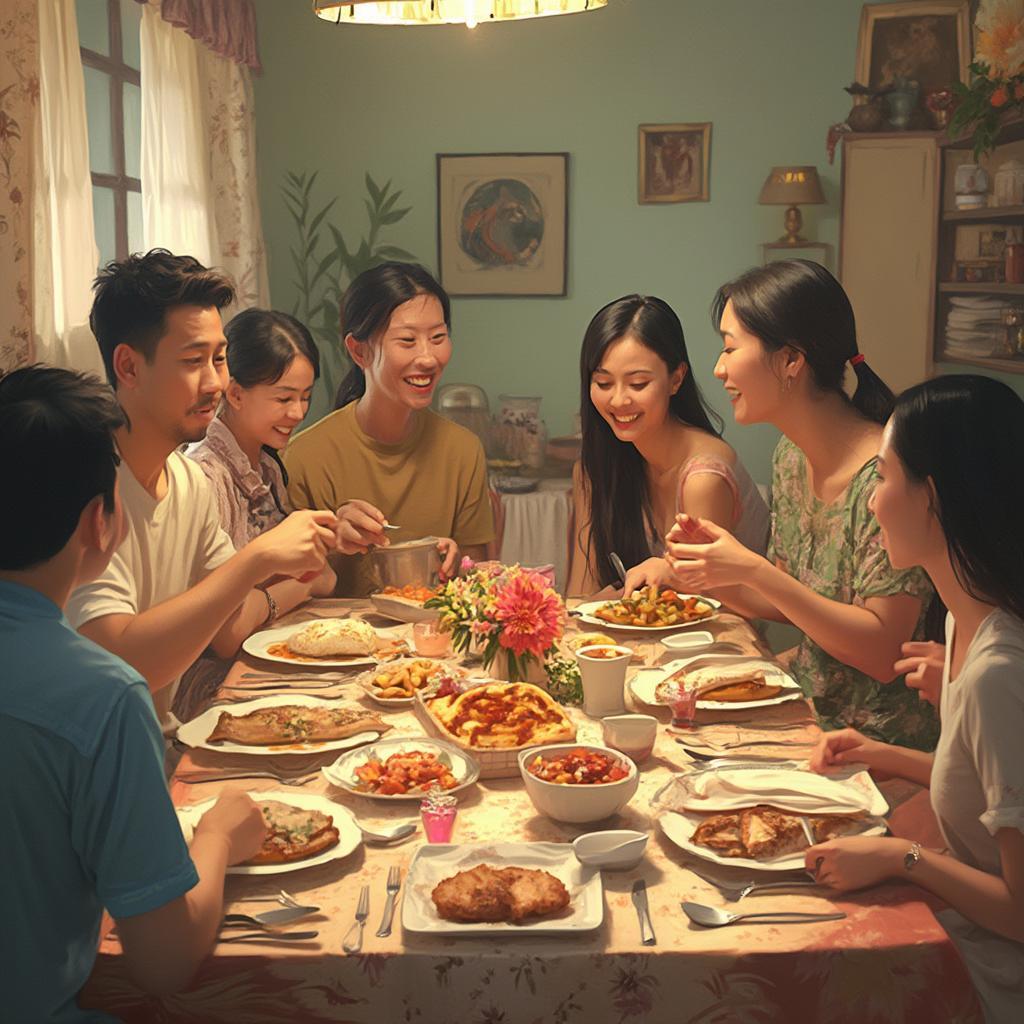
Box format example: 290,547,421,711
658,768,887,817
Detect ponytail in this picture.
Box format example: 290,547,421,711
850,357,894,425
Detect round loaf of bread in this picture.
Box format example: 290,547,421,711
287,618,377,657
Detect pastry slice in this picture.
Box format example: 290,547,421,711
740,805,807,860
690,811,745,857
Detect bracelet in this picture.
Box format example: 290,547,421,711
257,585,278,627
903,841,922,872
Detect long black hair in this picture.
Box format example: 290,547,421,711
578,294,723,589
223,308,320,488
711,259,894,424
224,308,320,386
889,375,1024,622
334,262,451,409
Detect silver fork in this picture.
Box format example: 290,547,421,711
375,866,402,938
687,863,818,901
177,771,318,787
342,885,370,954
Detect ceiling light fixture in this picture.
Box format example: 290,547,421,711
313,0,609,29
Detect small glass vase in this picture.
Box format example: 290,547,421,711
485,647,548,686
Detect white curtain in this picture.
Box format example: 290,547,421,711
32,0,104,375
140,1,217,266
140,1,268,318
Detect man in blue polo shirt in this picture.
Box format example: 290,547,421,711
0,366,265,1022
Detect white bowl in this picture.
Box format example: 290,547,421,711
572,829,648,870
518,743,638,824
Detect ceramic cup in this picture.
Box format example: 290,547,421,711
575,645,631,718
601,714,659,762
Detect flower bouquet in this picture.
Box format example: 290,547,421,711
425,561,565,684
949,1,1024,158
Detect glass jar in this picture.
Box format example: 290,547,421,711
994,160,1024,207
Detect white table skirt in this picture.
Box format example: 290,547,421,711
497,478,572,593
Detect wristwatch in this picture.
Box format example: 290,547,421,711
903,841,922,872
256,585,278,627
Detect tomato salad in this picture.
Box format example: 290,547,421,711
526,748,630,785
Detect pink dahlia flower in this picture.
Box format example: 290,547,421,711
494,571,564,657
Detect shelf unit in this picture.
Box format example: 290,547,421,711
933,117,1024,373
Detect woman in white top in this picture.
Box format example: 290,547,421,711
567,294,769,596
808,375,1024,1023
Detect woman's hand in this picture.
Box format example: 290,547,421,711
621,557,674,597
664,514,764,590
436,538,460,579
893,641,945,708
334,499,387,555
809,727,885,774
804,836,901,893
308,562,337,598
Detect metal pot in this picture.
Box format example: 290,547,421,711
370,537,441,589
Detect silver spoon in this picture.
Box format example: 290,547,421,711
681,901,846,928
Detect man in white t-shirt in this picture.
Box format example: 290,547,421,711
67,250,354,732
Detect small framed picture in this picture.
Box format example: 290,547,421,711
638,123,711,204
436,152,568,297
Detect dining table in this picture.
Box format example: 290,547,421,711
80,598,982,1024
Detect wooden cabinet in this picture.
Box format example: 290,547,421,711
839,134,940,394
839,120,1024,391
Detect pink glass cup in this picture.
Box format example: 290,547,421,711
669,685,698,729
420,792,458,843
413,618,451,658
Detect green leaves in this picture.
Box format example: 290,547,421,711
280,170,416,411
949,62,1024,160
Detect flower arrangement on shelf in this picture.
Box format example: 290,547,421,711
949,0,1024,158
425,560,565,684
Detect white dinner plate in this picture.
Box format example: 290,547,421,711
322,736,481,800
176,694,388,756
401,841,603,935
369,593,438,624
629,654,805,711
573,595,720,634
242,622,404,669
176,790,361,876
659,809,886,873
358,659,466,709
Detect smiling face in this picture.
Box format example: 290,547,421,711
588,334,683,444
353,293,452,412
713,299,794,425
224,354,316,451
114,305,228,447
868,422,941,571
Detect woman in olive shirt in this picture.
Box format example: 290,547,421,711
285,263,494,596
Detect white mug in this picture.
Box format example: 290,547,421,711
602,714,659,762
575,645,631,717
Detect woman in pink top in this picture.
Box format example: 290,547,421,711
568,294,768,596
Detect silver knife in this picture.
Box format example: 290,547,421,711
630,879,657,946
222,905,317,929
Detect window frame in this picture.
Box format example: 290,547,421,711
80,0,141,262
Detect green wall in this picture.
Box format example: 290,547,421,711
250,0,954,485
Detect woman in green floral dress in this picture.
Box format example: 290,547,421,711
665,260,938,750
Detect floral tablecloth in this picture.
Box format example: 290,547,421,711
80,602,982,1024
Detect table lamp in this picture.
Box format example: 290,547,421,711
758,166,825,244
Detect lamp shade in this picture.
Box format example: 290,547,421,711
314,0,608,25
758,166,825,206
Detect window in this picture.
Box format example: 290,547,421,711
77,0,143,268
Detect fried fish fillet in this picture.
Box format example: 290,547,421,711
431,864,570,923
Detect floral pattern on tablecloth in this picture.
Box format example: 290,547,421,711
80,602,981,1024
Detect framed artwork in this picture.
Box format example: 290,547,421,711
856,2,971,95
436,152,568,297
638,123,711,204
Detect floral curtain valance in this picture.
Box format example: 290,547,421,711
153,0,260,73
